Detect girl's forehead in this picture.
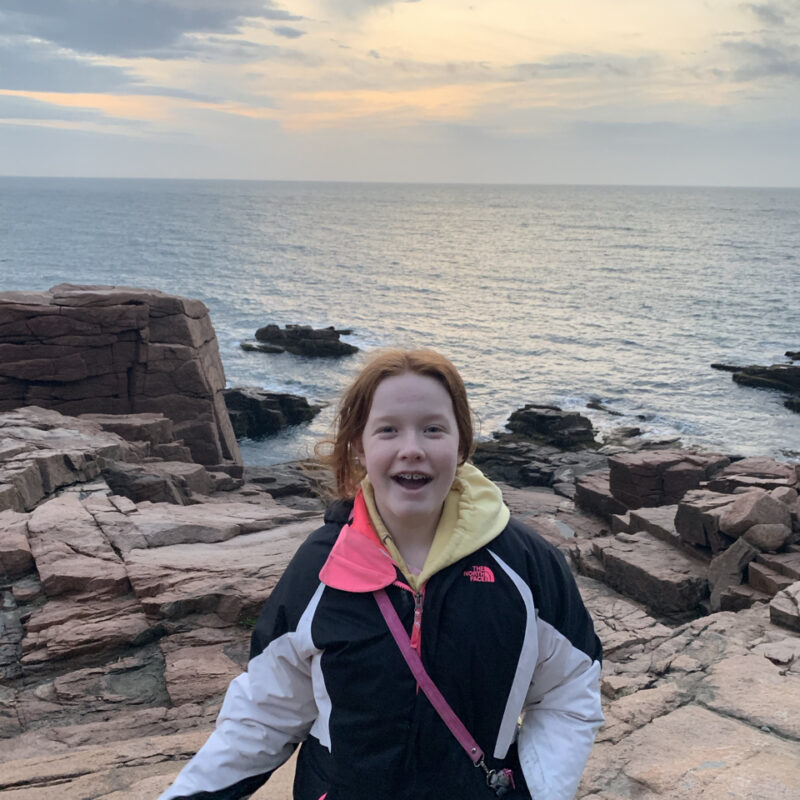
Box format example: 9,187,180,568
368,373,454,414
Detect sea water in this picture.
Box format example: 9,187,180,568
1,177,798,465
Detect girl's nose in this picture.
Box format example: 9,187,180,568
397,432,424,459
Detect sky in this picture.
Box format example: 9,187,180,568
1,0,799,185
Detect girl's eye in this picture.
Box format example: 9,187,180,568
425,425,444,434
377,425,396,434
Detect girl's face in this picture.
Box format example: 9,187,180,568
358,372,460,539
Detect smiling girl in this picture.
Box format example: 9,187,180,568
159,349,603,800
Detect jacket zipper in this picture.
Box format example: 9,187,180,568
392,580,425,657
410,589,423,655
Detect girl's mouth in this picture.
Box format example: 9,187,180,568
392,473,433,490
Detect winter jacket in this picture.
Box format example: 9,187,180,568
158,464,603,800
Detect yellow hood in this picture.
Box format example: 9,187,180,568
361,462,510,590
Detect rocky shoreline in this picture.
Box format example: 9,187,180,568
1,286,799,799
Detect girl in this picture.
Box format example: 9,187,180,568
159,349,603,800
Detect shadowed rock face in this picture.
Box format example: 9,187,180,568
223,387,321,439
0,285,241,469
245,324,358,357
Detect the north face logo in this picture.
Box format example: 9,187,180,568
464,565,495,583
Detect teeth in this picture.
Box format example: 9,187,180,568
396,473,429,480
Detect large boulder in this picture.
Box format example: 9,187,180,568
0,285,241,469
719,490,792,538
674,488,737,550
708,538,759,612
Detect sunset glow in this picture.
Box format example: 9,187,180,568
1,0,798,183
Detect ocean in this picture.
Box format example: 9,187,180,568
1,177,798,465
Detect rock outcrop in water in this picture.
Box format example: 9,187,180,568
712,351,800,413
2,292,800,799
0,285,241,469
241,323,358,357
223,387,321,439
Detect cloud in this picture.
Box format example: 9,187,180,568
143,34,286,62
512,53,657,82
272,26,306,39
0,93,114,122
0,0,303,58
745,3,786,26
724,39,800,79
0,36,136,92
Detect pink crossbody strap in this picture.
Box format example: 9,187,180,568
373,588,484,765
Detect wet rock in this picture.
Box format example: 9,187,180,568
608,449,729,509
15,645,170,730
223,387,321,439
503,404,596,448
732,363,800,393
249,324,358,357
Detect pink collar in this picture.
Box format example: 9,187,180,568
319,491,398,592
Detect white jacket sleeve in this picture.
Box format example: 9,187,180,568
157,584,325,800
517,617,604,800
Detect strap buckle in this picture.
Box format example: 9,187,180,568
476,759,515,797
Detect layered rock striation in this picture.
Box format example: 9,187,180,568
0,285,241,468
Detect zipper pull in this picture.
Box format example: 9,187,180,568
410,591,423,654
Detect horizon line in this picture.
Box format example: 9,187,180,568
1,175,799,191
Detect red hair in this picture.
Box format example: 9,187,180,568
318,349,474,498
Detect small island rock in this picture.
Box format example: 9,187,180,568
242,324,358,357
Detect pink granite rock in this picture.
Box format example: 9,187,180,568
0,509,33,578
595,531,709,615
608,450,729,509
719,490,792,537
770,581,800,632
26,494,130,598
743,522,792,552
708,456,799,493
124,517,321,622
0,286,241,469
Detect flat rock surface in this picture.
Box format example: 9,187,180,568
124,517,322,621
597,531,709,615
